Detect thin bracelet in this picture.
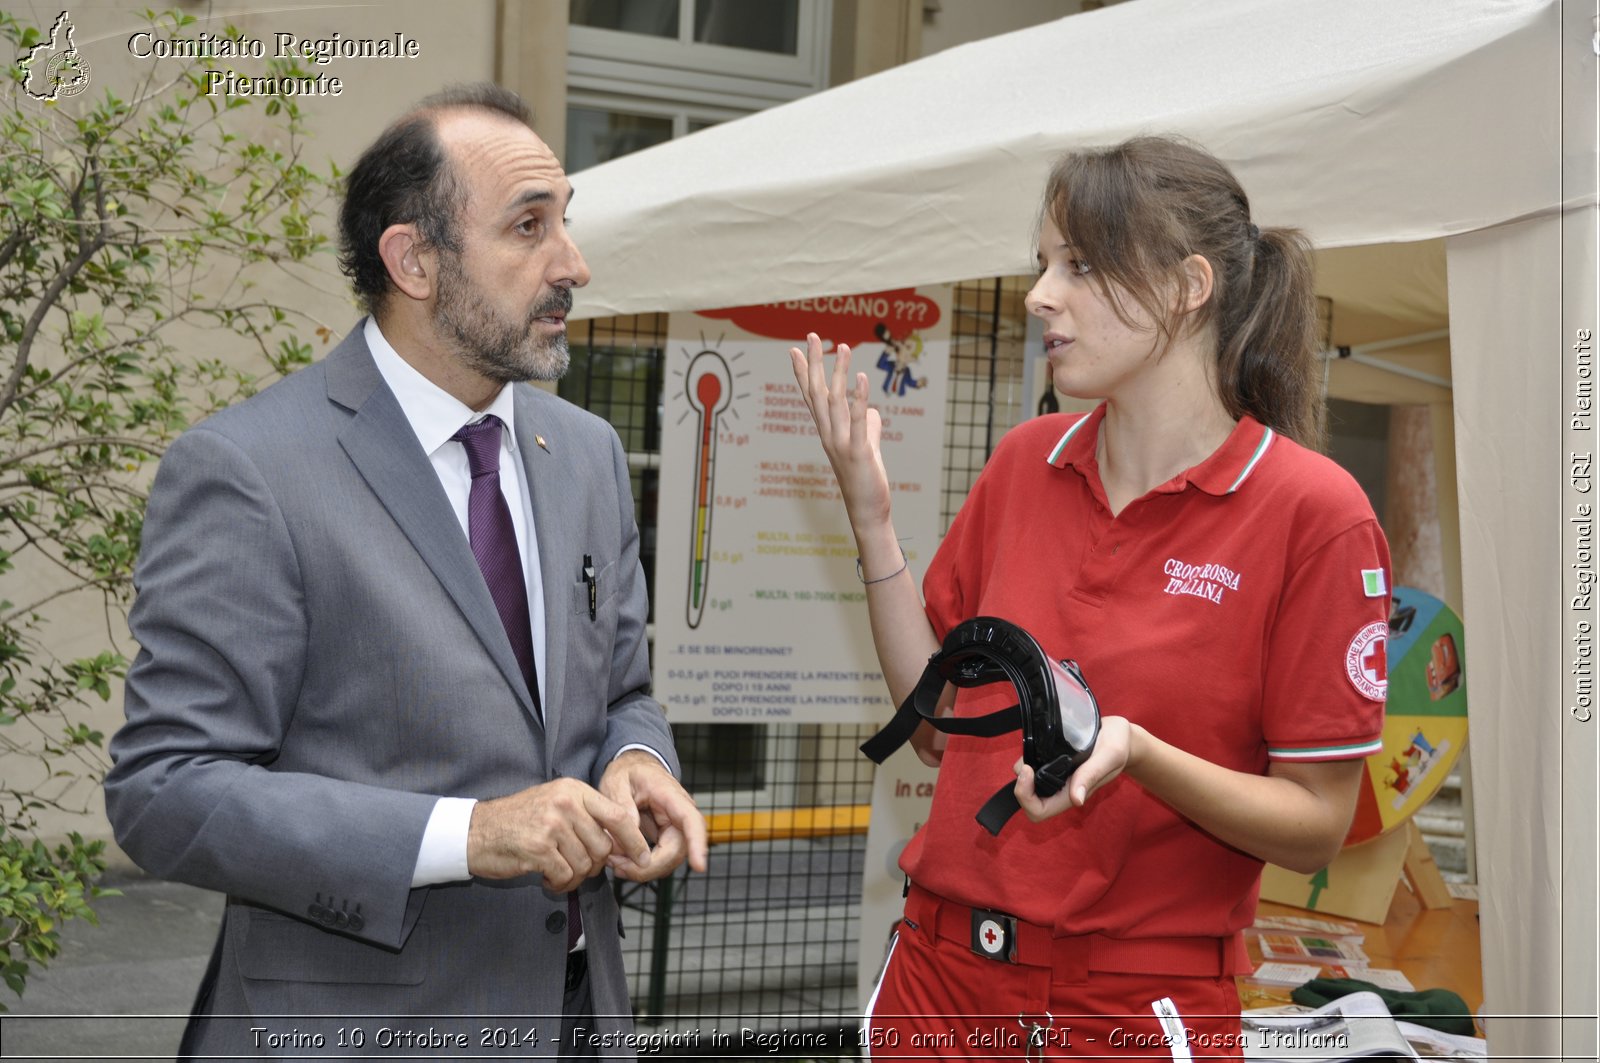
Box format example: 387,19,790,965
856,547,908,585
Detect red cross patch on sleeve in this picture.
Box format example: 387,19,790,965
1345,621,1389,701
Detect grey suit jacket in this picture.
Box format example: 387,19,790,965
104,324,677,1057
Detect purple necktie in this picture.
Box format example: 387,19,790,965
452,416,578,948
452,416,539,711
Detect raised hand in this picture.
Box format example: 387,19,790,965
788,332,893,533
788,332,942,725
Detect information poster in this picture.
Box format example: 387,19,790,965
655,288,951,723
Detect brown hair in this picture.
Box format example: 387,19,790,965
339,83,535,315
1041,136,1325,450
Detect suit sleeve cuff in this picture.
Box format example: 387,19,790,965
411,796,476,887
616,743,672,775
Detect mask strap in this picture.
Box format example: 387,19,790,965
976,781,1024,837
859,654,1024,764
974,751,1077,837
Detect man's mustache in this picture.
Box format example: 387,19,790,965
530,288,573,320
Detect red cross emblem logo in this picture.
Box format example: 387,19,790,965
977,918,1005,955
1361,639,1387,685
1345,621,1389,701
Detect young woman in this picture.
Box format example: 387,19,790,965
791,136,1390,1058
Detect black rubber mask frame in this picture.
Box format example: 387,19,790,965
860,616,1100,835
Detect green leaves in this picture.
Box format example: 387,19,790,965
0,833,114,1011
4,179,68,223
65,653,123,705
0,5,335,1008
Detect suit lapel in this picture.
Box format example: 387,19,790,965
325,332,541,725
513,387,568,761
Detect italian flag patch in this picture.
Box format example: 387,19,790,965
1362,569,1387,598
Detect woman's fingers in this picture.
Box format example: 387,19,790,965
852,371,874,454
826,343,854,448
790,332,838,435
787,334,864,452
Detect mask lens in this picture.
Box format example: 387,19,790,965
1046,658,1098,750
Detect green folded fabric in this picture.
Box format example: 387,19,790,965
1290,977,1477,1036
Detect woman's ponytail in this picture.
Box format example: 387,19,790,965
1042,137,1327,450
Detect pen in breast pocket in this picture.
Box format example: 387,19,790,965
583,554,596,621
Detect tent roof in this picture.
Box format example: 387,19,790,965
569,0,1561,320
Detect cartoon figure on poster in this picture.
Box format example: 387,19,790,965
874,322,927,396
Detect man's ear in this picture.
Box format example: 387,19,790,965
1176,253,1215,316
378,225,433,302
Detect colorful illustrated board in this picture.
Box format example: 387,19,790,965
1345,586,1469,844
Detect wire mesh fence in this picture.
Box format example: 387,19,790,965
564,284,1024,1057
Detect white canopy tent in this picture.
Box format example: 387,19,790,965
570,1,1597,1055
573,0,1566,316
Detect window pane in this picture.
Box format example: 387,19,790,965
693,0,799,54
570,0,679,37
677,724,768,792
559,336,663,463
565,106,674,172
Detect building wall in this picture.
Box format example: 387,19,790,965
919,0,1082,57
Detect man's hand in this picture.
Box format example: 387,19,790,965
467,778,650,892
599,750,709,882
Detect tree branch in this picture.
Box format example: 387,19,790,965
1,436,167,469
2,578,121,627
0,159,112,421
0,228,25,274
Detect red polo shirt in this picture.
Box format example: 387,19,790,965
902,404,1389,942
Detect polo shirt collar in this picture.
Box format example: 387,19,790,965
1045,403,1106,471
1045,402,1276,496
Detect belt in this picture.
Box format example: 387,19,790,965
902,884,1250,979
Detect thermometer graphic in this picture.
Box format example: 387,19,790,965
685,350,733,629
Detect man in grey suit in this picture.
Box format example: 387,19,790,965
104,83,707,1058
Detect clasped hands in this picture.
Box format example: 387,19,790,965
467,750,708,892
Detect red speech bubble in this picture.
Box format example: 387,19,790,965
697,289,941,349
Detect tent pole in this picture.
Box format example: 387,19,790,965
1322,329,1454,390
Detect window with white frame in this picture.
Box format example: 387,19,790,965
565,0,831,172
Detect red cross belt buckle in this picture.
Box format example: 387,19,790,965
970,907,1019,963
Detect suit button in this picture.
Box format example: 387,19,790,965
319,908,337,927
333,910,350,929
348,912,365,932
546,910,567,935
307,904,324,920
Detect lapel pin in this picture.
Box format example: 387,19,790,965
535,434,549,453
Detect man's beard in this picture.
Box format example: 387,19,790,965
432,251,572,383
